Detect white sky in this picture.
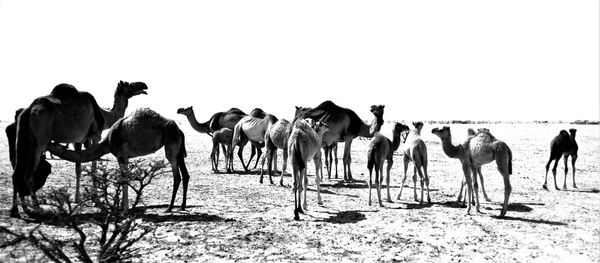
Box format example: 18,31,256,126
0,0,598,123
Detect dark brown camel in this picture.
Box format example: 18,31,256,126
11,84,105,218
544,129,578,190
294,101,385,181
48,108,189,213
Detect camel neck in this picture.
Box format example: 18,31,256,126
186,113,211,134
359,115,383,138
391,130,402,152
440,136,461,158
49,140,111,163
110,93,129,121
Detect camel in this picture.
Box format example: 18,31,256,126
431,126,513,217
177,106,265,171
230,113,278,172
10,83,105,217
289,119,329,220
544,129,578,190
366,122,410,206
398,122,431,204
47,108,189,213
260,119,292,185
210,128,234,173
294,101,385,181
456,128,492,204
5,108,51,203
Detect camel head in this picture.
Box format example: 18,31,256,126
117,80,148,98
177,106,193,116
467,128,476,136
431,126,451,139
294,106,311,119
370,105,385,118
393,122,410,135
313,121,329,137
569,128,577,138
412,121,424,131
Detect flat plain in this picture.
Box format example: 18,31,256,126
0,121,598,262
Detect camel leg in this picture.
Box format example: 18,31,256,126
376,164,383,207
415,164,425,205
551,156,561,190
423,162,431,204
259,146,268,184
397,155,410,200
280,145,288,186
214,143,221,172
497,160,512,218
572,154,578,188
457,179,465,203
74,143,83,203
543,157,554,190
273,150,279,174
118,158,129,214
470,166,482,214
386,158,393,203
226,144,233,172
11,181,20,218
367,160,373,206
413,165,418,202
342,138,353,181
245,145,256,171
333,144,339,179
461,163,474,215
476,167,491,202
324,146,331,179
165,154,181,213
562,154,569,190
252,146,262,170
221,144,226,168
299,167,307,213
210,144,218,172
266,147,275,185
314,152,323,205
179,154,190,211
238,145,249,172
292,163,301,220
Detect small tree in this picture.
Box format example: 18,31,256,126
0,159,169,262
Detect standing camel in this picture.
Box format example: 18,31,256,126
177,106,265,171
230,114,278,172
456,128,492,205
211,128,234,173
260,119,293,185
543,129,578,190
48,108,189,213
431,126,513,217
397,122,431,204
367,122,410,206
289,119,329,221
294,101,385,181
10,84,105,217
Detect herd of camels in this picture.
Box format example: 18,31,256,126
5,82,579,221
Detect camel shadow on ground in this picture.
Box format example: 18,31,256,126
316,210,370,224
306,187,360,198
494,215,567,226
562,188,599,194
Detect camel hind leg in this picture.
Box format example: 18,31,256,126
367,157,374,206
397,155,410,200
165,147,182,212
571,154,578,188
177,148,190,211
476,167,491,202
496,150,512,218
551,156,561,190
562,154,569,190
385,157,393,202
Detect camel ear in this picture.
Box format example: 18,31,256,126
295,106,300,110
119,80,124,85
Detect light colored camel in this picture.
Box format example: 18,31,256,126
456,128,492,205
11,83,105,217
398,122,431,204
260,119,292,185
177,106,265,171
431,126,513,217
367,122,410,206
295,106,339,179
48,108,189,213
211,128,233,173
544,129,578,190
230,114,278,172
294,101,384,181
289,119,329,221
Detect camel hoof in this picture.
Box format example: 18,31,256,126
379,203,384,208
259,179,263,184
563,185,567,190
555,187,561,191
386,198,393,203
484,198,492,202
164,207,173,213
178,207,186,211
542,184,548,190
270,180,274,185
368,201,372,206
427,198,432,204
294,215,300,221
573,185,578,189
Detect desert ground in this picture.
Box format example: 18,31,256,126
0,121,598,262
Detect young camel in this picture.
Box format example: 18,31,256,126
289,119,329,221
398,122,431,204
367,122,410,206
260,119,293,185
211,128,233,173
431,126,513,217
48,108,189,213
544,129,578,190
294,106,339,179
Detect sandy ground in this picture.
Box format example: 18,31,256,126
0,121,599,262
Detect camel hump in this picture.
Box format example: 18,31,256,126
558,130,569,137
50,83,79,100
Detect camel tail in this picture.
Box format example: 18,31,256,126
293,139,305,172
